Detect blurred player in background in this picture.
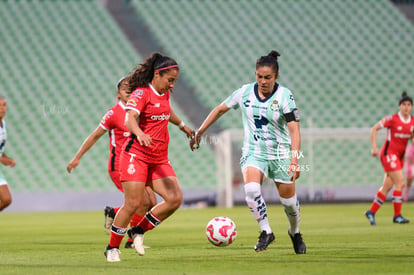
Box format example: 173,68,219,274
0,96,16,211
403,135,414,201
366,92,413,225
66,78,156,248
190,50,306,254
104,53,194,262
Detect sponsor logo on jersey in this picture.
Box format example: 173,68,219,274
133,89,144,96
127,99,137,107
151,113,170,121
394,133,411,138
253,115,269,129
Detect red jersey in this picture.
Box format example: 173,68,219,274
380,112,414,158
100,101,131,172
123,85,171,163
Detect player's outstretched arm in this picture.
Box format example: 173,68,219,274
370,122,382,157
0,153,15,167
169,108,194,138
190,103,230,151
66,126,106,173
287,121,301,183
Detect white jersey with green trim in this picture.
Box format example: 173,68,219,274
0,120,6,155
223,82,298,160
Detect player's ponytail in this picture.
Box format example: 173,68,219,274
128,53,179,92
256,50,281,74
399,91,413,105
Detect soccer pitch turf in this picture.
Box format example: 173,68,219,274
0,203,413,275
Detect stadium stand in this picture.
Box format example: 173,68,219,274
131,0,414,129
1,0,414,209
129,0,414,203
0,0,216,210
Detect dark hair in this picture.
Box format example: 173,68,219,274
128,52,179,92
256,50,281,74
399,91,413,105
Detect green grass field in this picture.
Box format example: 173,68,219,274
1,203,413,275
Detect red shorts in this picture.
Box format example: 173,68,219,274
108,170,123,192
119,151,176,182
380,152,404,173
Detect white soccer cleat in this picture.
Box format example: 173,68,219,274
104,247,121,262
133,234,145,256
128,227,146,256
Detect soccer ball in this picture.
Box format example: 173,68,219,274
205,216,237,246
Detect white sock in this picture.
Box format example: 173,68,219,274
244,182,272,233
280,194,300,235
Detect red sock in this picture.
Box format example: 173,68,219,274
370,191,386,213
114,206,121,214
137,211,162,232
130,214,144,227
108,224,127,248
392,190,403,217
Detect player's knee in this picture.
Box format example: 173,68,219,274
139,196,151,211
244,182,261,201
166,191,182,210
280,194,299,213
0,197,12,209
124,199,141,213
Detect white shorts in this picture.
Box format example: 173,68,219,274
240,154,293,184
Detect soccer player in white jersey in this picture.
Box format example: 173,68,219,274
190,50,306,254
0,96,16,211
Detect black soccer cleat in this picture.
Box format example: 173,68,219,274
289,231,306,254
365,210,376,226
125,241,134,249
254,231,275,252
393,214,410,224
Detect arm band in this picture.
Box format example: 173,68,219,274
178,121,185,129
284,108,300,122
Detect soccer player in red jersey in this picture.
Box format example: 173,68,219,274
403,135,414,201
67,78,157,247
104,53,194,262
366,92,414,225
